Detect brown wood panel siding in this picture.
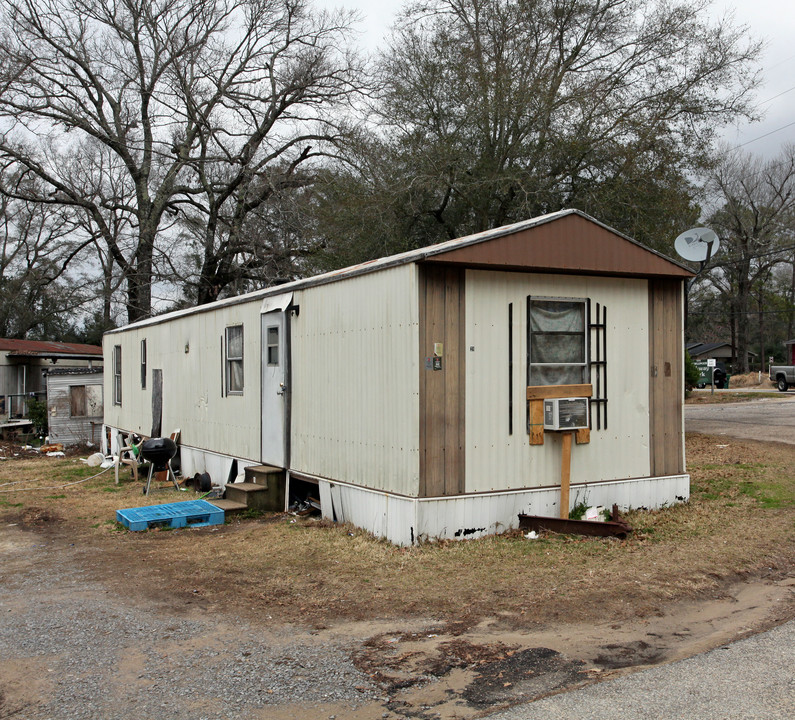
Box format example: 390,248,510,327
70,385,86,416
423,214,692,279
648,279,684,475
419,265,465,497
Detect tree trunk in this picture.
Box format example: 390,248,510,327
789,252,795,342
126,228,155,323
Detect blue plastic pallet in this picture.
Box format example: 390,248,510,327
116,499,224,531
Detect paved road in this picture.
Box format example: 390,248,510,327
484,619,795,720
685,395,795,444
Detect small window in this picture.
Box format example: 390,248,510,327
113,345,122,405
527,298,588,386
70,385,87,417
140,339,147,389
266,326,279,366
225,325,244,395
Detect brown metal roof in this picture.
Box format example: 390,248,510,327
422,213,693,278
0,338,103,357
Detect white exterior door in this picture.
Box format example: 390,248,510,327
261,310,287,467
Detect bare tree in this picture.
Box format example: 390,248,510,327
0,184,92,337
704,145,795,372
0,0,362,320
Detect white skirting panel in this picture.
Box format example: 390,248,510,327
318,474,690,546
167,446,256,487
319,479,418,546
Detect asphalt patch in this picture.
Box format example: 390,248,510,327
594,639,665,669
462,646,587,708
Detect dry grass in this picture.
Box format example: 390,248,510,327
2,436,794,629
730,371,775,389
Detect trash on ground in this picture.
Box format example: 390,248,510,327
84,452,105,466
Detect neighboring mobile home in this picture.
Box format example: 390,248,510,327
103,210,692,544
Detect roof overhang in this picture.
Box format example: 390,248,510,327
6,352,103,361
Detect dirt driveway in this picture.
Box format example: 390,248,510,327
2,518,793,720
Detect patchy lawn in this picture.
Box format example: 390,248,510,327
1,435,794,630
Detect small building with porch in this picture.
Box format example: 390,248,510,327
0,339,103,439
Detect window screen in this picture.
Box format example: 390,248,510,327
527,298,588,386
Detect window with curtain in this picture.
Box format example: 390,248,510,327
225,325,244,395
527,298,588,386
113,345,122,405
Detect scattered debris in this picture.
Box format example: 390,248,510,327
288,495,321,516
519,504,632,539
84,452,105,467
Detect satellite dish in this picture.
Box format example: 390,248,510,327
674,227,720,263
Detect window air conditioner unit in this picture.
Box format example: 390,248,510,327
543,397,589,431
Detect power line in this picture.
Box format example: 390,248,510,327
759,84,795,106
736,118,795,148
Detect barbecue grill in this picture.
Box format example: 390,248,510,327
140,437,182,495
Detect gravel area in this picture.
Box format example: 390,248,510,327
0,533,381,720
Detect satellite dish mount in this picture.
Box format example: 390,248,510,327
674,227,720,276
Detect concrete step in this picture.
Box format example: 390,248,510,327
206,498,247,516
241,465,286,512
244,464,284,487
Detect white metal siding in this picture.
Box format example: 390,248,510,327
103,302,263,462
465,270,651,493
290,264,420,495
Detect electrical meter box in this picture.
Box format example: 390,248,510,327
543,397,590,431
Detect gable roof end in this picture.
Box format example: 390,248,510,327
422,212,693,278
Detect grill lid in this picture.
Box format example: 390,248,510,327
139,437,177,470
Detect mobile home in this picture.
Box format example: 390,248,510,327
103,210,692,544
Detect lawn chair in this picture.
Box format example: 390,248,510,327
114,431,144,485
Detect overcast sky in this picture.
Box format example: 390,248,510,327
318,0,795,160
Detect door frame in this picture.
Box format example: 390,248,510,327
260,292,293,468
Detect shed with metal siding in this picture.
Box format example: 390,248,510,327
46,368,104,446
103,209,692,544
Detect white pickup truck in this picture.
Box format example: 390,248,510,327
769,365,795,392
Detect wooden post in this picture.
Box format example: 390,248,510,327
560,432,573,519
